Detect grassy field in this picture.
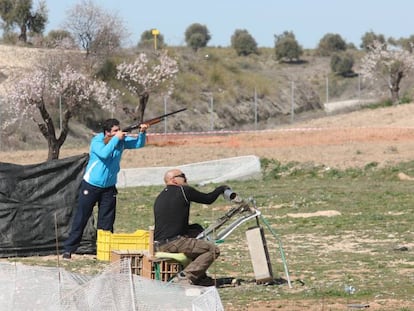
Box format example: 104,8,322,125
8,159,414,310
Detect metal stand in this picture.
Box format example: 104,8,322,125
197,195,292,288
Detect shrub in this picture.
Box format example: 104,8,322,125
317,33,347,56
184,23,211,52
274,31,303,62
330,52,354,77
231,29,258,56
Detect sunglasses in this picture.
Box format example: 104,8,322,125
173,173,187,180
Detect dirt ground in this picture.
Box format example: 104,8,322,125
2,104,414,311
2,103,414,170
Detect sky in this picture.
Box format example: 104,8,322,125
43,0,414,49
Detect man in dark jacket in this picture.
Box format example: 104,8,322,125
153,168,228,286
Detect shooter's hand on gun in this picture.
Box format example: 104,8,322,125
138,123,149,133
115,123,149,139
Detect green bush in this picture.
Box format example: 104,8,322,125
96,58,118,81
330,52,354,77
274,31,303,62
231,29,258,56
184,23,211,52
317,33,347,56
360,30,386,50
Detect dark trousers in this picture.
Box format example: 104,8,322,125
64,180,117,253
158,237,220,283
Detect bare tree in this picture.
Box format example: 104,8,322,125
5,64,118,160
116,51,179,122
63,0,127,57
360,40,414,103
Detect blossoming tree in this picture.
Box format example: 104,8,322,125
116,51,179,122
6,65,118,160
360,40,414,103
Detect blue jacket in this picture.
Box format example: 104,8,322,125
83,132,146,188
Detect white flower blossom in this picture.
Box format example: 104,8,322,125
3,65,118,129
116,51,179,97
360,40,414,102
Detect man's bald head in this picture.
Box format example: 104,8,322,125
164,169,187,185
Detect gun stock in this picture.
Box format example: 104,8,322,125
104,107,187,144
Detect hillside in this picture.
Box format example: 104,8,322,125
0,44,405,152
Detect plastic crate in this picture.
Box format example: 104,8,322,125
151,259,182,282
97,229,150,261
110,250,182,281
111,250,146,275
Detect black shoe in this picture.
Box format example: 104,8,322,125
62,252,71,260
194,276,215,287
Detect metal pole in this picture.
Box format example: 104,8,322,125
358,73,361,101
254,87,257,130
59,96,62,131
291,81,294,123
210,95,214,131
326,75,329,103
164,96,167,134
0,99,2,150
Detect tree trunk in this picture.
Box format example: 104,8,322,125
390,88,400,103
46,109,71,160
389,71,403,104
35,100,70,161
138,92,150,122
19,24,27,42
38,121,60,161
48,141,61,160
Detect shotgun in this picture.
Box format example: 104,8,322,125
104,107,187,144
123,107,187,132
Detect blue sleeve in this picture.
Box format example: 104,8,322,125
124,132,146,149
90,134,121,159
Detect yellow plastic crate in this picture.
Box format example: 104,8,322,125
97,229,150,261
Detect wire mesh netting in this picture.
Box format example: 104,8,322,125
0,259,224,311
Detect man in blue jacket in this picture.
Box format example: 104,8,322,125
63,118,148,259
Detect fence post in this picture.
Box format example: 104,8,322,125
164,96,167,134
290,81,295,123
0,99,2,150
254,87,257,130
210,94,214,131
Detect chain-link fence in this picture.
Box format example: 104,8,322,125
158,74,387,135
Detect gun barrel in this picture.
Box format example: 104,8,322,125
123,107,187,132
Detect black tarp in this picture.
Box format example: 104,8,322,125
0,153,96,257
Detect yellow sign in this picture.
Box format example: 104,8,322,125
152,29,160,50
